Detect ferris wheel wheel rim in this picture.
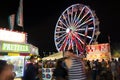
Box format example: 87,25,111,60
54,4,97,51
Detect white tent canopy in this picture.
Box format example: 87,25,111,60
42,51,63,60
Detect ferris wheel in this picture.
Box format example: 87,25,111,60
54,4,100,54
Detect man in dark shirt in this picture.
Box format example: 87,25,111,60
52,60,68,80
24,56,37,80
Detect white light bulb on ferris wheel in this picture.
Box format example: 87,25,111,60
54,4,100,54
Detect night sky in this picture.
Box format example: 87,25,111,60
0,0,120,53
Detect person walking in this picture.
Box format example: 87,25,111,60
63,49,86,80
110,58,118,80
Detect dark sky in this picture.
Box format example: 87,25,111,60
0,0,120,53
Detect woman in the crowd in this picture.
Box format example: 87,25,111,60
0,60,13,80
52,59,68,80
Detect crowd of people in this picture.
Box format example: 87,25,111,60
23,49,87,80
0,51,120,80
42,60,56,68
43,51,120,80
84,58,120,80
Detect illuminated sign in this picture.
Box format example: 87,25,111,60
86,43,111,61
0,29,26,43
1,42,30,53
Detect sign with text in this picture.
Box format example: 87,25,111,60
0,42,30,53
86,43,111,61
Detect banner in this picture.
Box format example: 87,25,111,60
17,0,23,27
86,43,111,61
8,14,15,30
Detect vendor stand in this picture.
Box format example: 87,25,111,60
0,29,39,80
86,43,111,61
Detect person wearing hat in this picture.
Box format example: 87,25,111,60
23,56,38,80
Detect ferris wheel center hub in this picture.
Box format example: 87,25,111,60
66,28,70,33
66,27,76,33
70,26,76,31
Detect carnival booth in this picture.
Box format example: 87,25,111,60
86,43,111,61
0,29,39,79
42,52,63,80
